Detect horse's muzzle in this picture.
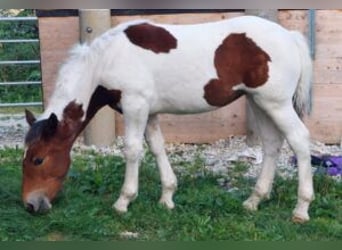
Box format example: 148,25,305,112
24,193,52,214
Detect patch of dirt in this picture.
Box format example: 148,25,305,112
0,114,27,148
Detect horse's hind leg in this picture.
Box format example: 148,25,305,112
113,96,149,213
253,98,314,222
145,114,177,209
243,97,283,211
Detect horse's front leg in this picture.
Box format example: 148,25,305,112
113,96,149,213
145,114,177,209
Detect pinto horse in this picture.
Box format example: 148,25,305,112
22,16,314,222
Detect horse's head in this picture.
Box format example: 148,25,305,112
22,103,84,213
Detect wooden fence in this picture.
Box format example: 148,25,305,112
37,10,342,144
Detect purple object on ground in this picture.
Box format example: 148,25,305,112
327,167,340,176
328,156,342,167
292,155,342,176
324,156,342,176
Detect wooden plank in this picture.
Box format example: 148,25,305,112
112,12,244,24
314,58,342,85
315,9,342,41
278,10,308,33
39,17,79,105
304,84,342,143
315,44,342,58
314,10,342,85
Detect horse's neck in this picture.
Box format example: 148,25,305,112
40,50,99,122
42,83,96,122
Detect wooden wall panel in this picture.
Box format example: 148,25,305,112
305,84,342,143
314,10,342,85
112,12,244,24
38,17,79,105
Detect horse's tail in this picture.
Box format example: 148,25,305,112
291,31,313,117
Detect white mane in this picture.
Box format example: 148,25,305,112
40,43,98,121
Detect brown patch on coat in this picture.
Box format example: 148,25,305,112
84,86,122,126
58,102,85,141
63,102,84,120
204,33,271,107
57,86,122,140
124,23,177,53
64,86,122,139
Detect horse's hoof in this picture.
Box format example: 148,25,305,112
112,202,128,214
292,213,310,223
243,199,258,212
159,198,175,210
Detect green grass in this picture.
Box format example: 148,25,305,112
0,147,341,241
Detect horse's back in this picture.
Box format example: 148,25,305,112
99,16,303,114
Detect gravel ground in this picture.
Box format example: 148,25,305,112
1,113,341,181
0,114,27,148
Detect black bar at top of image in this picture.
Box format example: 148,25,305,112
36,9,244,17
110,9,244,15
36,9,79,17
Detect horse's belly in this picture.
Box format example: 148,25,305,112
154,95,216,115
150,79,217,114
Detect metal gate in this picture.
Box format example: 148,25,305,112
0,16,42,108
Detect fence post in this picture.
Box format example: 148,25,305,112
244,9,278,146
79,9,116,147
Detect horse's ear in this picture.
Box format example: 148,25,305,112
42,113,59,138
25,109,36,126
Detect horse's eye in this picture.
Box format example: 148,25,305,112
33,157,44,166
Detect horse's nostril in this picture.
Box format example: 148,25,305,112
25,203,35,213
25,197,52,214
